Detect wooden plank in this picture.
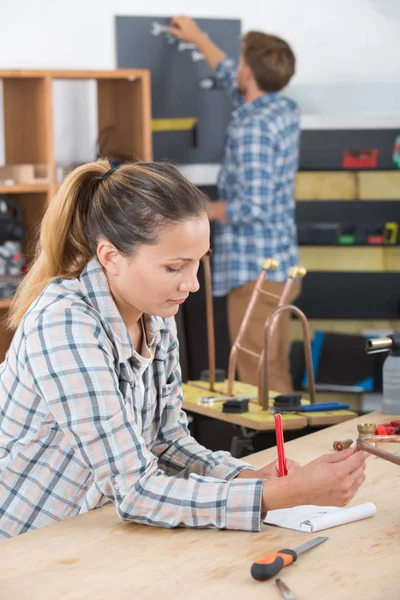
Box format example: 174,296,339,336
0,69,149,79
182,382,307,431
3,78,49,164
383,247,400,271
295,172,357,200
290,319,400,341
0,185,49,194
299,246,385,271
97,76,152,162
358,171,400,200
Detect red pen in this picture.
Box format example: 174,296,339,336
274,413,287,477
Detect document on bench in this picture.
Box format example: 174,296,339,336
264,502,377,533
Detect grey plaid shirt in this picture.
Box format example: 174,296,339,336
0,259,264,538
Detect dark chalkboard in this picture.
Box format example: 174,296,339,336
116,16,241,164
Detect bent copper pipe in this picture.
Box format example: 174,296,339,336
357,435,400,466
259,266,307,373
202,250,215,392
258,304,316,410
278,265,307,308
227,258,279,396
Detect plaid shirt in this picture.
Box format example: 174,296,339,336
0,259,264,538
212,57,300,296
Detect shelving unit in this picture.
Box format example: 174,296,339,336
291,167,400,410
0,68,152,361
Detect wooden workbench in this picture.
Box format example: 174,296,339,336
183,380,357,429
1,411,398,600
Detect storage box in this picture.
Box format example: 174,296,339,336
0,164,50,185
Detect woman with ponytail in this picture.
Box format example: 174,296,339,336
0,160,366,538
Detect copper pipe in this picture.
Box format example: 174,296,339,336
259,304,316,410
227,258,279,396
261,266,307,371
278,266,307,308
333,439,353,451
357,435,400,466
202,251,215,392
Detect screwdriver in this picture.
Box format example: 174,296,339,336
250,536,328,581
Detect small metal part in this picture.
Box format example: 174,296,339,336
150,21,169,36
276,578,297,600
333,438,354,451
357,423,376,437
365,333,400,354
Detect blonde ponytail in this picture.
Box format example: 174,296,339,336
8,159,207,330
8,161,109,330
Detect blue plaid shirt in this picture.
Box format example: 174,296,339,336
212,57,300,297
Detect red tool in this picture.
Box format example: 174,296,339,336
251,536,328,581
376,425,400,435
274,413,287,477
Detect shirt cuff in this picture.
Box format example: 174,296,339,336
224,477,265,531
207,456,258,481
215,56,236,80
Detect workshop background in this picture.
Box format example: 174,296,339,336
0,0,399,417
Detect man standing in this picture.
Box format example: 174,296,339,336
170,17,301,394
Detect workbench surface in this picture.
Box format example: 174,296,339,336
0,411,398,600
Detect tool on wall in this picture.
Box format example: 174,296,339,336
342,148,378,169
251,536,328,581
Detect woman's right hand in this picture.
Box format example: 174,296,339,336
262,446,368,511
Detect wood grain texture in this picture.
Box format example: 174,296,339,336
0,411,398,600
358,172,400,200
299,246,389,272
295,172,357,200
290,319,400,341
0,68,152,357
183,381,356,429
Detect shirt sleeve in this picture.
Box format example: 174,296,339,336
151,327,257,481
214,56,244,108
24,303,264,532
225,120,275,226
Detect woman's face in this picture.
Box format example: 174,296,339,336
99,214,210,320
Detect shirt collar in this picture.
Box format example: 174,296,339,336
78,258,163,362
235,91,279,119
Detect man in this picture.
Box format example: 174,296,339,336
170,17,301,394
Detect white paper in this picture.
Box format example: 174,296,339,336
264,502,377,533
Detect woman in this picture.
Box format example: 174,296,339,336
0,161,366,538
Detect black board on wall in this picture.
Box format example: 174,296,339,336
299,129,399,170
116,16,241,164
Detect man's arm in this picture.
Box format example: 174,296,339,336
169,16,243,108
169,16,226,72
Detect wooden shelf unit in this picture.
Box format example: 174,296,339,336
0,68,152,361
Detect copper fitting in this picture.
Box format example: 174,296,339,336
357,435,400,466
333,439,354,451
357,423,376,437
258,304,316,410
227,258,279,396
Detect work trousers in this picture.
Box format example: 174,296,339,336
227,279,301,394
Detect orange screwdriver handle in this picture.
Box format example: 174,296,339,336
251,548,297,581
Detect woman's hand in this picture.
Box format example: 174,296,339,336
237,458,300,480
261,446,368,512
